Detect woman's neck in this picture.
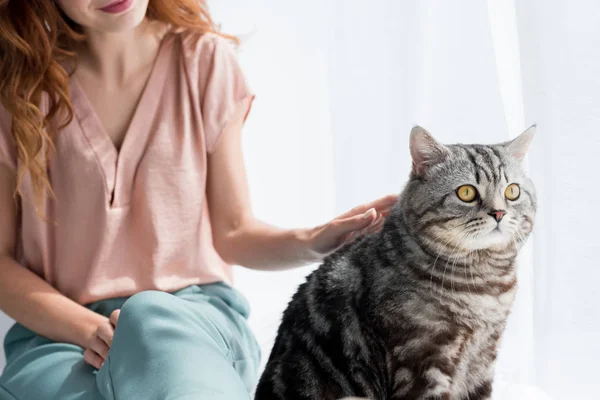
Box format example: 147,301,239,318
76,19,167,86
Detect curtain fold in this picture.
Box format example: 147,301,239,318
515,1,600,399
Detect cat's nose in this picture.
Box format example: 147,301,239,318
488,210,506,223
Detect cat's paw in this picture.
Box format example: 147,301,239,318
337,398,370,400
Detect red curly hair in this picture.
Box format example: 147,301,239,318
0,0,232,208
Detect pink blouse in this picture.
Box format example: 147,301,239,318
0,31,253,305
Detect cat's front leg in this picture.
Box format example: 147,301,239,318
461,380,492,400
413,367,453,400
420,394,451,400
416,393,451,400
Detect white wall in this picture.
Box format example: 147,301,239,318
209,0,337,369
328,0,509,212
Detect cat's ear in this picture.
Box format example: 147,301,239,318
410,126,450,177
506,125,536,161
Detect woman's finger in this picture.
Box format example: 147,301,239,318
109,309,120,327
349,229,368,243
333,215,383,250
311,206,392,256
366,219,385,234
344,195,395,217
349,216,385,241
343,231,357,244
330,208,377,238
91,334,111,359
372,213,383,225
360,213,382,231
96,322,115,347
338,194,397,219
83,348,104,370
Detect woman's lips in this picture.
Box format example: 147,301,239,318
98,0,134,14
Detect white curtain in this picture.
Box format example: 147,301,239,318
2,2,598,399
515,0,600,398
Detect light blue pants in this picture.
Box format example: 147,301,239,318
0,283,261,400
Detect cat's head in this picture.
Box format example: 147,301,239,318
401,126,537,253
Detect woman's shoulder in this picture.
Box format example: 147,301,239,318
173,29,244,91
175,29,236,61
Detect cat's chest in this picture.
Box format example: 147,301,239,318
449,325,501,397
387,322,502,399
380,291,513,398
448,288,516,326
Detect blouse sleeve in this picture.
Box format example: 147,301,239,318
183,32,254,154
0,104,16,171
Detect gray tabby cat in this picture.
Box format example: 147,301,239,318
255,126,537,400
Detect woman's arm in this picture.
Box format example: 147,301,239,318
207,100,397,270
0,165,113,368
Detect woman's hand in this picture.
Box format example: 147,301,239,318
83,309,120,369
306,194,398,260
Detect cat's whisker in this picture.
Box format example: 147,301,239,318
430,235,456,294
418,225,471,295
425,229,464,294
428,232,456,295
512,229,527,247
440,227,470,299
463,256,472,294
462,246,478,295
470,250,480,293
461,251,473,295
450,229,471,296
440,226,469,299
419,221,473,258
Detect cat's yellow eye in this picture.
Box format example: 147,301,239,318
456,185,478,202
505,183,521,201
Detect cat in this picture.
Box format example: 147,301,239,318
255,126,537,400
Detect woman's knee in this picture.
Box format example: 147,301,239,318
110,290,230,360
117,291,179,332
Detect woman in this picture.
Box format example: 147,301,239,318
0,1,395,399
